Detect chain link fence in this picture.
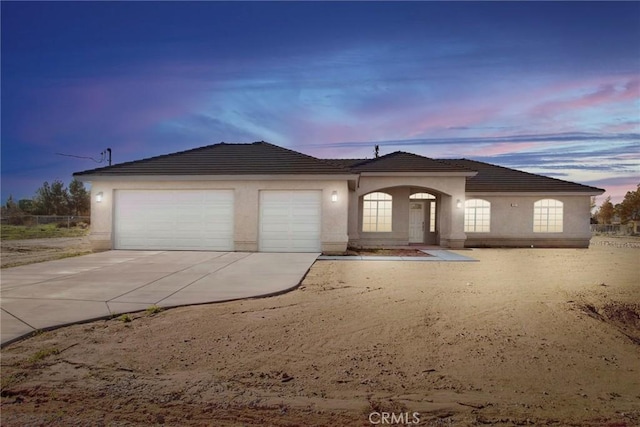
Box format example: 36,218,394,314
591,223,639,236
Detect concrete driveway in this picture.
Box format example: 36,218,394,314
0,251,318,346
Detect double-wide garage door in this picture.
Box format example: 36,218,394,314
114,190,234,250
114,189,321,252
259,191,321,252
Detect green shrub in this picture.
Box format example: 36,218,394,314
145,305,164,315
118,314,132,323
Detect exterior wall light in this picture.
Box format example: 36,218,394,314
96,192,103,203
331,191,338,202
456,199,462,209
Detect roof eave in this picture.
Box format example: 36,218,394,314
73,173,359,182
359,171,478,177
465,189,605,196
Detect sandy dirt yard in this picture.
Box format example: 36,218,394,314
1,237,639,426
1,237,92,268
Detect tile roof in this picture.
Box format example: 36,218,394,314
329,152,473,173
442,159,605,193
73,141,604,194
326,159,367,168
74,141,351,176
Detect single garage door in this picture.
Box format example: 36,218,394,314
114,190,234,250
259,190,321,252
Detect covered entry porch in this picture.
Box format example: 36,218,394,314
347,178,468,249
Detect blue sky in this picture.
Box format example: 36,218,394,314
2,1,638,205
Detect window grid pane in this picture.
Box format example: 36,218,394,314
464,199,490,233
533,199,563,232
410,192,436,200
429,201,436,232
362,192,393,232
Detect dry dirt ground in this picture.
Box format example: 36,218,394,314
1,237,92,268
1,237,639,426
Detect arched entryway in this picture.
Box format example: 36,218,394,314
352,175,468,249
351,185,449,247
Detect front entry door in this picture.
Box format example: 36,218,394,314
409,201,425,243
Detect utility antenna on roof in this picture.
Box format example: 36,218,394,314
55,147,112,166
103,148,112,166
374,145,379,158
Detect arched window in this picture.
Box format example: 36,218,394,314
410,192,436,200
464,199,490,232
534,199,563,232
363,192,392,232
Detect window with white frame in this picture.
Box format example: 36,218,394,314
464,199,490,232
429,201,436,232
363,192,392,232
409,192,436,200
533,199,563,232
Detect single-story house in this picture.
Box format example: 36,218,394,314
74,141,604,252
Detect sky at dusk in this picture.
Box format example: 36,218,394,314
2,1,639,205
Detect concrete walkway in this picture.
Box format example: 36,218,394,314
0,251,318,346
318,249,477,262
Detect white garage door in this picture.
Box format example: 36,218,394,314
114,190,234,250
259,191,321,252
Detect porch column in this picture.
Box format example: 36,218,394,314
440,193,467,249
347,190,360,242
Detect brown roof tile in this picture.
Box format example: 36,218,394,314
325,158,367,168
74,141,351,176
337,152,473,173
443,159,604,193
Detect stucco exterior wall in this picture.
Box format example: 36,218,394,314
88,178,349,252
348,175,468,248
463,194,594,248
87,174,596,252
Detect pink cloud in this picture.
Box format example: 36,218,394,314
404,105,503,138
465,141,544,157
291,73,639,157
395,74,638,139
530,77,639,119
384,78,630,140
598,184,638,206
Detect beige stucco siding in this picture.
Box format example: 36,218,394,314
463,194,594,248
88,179,349,252
86,173,597,252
